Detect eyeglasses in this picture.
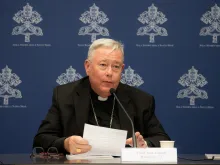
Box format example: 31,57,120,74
97,63,123,72
87,60,123,72
30,147,63,159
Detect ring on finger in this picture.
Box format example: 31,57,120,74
76,148,81,153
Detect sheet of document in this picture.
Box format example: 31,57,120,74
205,154,220,160
83,124,127,156
66,153,114,160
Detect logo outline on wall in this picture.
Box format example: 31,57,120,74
121,66,144,87
177,66,208,106
0,66,22,105
12,3,43,42
78,3,110,43
137,4,168,43
200,4,220,44
56,66,83,85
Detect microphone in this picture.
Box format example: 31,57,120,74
110,88,137,148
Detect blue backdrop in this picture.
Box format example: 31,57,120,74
1,0,220,154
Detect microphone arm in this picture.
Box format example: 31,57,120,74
110,88,137,148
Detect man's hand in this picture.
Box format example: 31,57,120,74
64,136,92,154
126,132,147,148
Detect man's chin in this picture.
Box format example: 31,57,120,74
100,88,112,96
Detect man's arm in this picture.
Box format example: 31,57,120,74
33,87,67,153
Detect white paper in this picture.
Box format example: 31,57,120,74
205,154,220,160
66,153,113,160
83,124,127,156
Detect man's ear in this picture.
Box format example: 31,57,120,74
84,60,91,76
121,64,125,71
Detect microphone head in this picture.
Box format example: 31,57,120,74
109,88,116,94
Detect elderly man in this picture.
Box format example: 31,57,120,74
33,38,170,154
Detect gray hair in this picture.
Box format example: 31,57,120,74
87,38,124,62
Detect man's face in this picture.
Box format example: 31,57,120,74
85,47,124,97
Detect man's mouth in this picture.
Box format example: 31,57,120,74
103,81,113,85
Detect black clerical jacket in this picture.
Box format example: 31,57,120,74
33,76,170,153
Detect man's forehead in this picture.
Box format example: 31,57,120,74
94,53,123,62
91,47,123,62
95,46,121,54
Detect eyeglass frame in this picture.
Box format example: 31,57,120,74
87,60,124,72
30,147,63,159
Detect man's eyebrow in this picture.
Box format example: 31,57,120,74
98,59,122,63
112,61,122,64
98,60,108,62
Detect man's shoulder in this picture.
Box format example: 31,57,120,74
55,76,88,93
119,83,154,109
119,83,153,99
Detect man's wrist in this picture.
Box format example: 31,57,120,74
64,137,69,152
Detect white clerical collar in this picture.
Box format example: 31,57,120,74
98,96,108,101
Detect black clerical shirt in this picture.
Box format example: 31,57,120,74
88,89,121,129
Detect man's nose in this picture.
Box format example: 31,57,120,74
106,66,113,76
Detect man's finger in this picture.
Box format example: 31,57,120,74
135,132,140,137
137,135,143,141
74,143,92,150
126,138,132,144
69,144,91,155
74,137,89,145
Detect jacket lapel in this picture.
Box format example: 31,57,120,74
117,84,135,138
74,78,91,135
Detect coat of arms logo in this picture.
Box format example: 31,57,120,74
200,4,220,43
137,4,168,43
177,66,208,105
121,66,144,87
78,4,109,43
12,3,43,42
0,66,22,105
56,66,83,85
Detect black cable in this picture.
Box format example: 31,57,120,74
0,160,4,164
178,156,214,161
